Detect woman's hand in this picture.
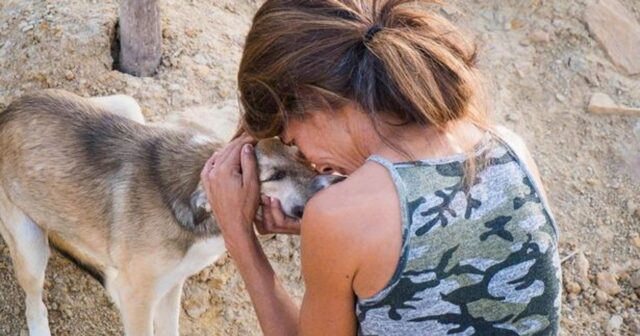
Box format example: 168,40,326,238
200,134,259,252
256,196,302,235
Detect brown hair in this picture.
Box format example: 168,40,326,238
237,0,487,158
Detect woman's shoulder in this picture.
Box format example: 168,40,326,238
490,125,548,199
301,160,401,242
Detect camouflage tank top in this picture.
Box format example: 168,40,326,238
356,132,561,336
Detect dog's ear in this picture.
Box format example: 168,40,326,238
170,184,216,235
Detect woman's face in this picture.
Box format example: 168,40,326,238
281,105,375,175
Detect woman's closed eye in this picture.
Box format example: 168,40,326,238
262,170,286,182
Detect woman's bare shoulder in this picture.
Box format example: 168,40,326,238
301,160,398,241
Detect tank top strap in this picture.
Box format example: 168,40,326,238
365,154,412,290
366,154,408,200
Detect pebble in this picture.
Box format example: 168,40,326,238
630,270,640,289
631,233,640,249
64,70,75,81
597,272,621,296
21,24,34,33
565,281,582,294
576,252,590,281
607,315,623,332
193,53,208,65
528,29,551,44
587,92,640,116
585,0,640,75
595,289,610,304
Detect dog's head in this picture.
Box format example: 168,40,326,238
189,138,343,229
254,138,344,219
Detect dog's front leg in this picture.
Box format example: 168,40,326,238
153,280,184,336
117,279,158,336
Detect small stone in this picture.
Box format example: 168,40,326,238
585,0,640,75
21,24,34,33
509,19,525,30
630,270,640,289
586,178,599,186
597,272,621,296
182,285,211,319
588,92,640,116
555,94,566,102
607,315,623,332
20,329,28,336
528,30,551,44
565,281,582,294
193,64,210,78
184,28,199,38
631,233,640,249
596,290,610,304
64,70,75,81
193,53,208,65
505,113,519,122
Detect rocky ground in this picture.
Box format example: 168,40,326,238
0,0,639,335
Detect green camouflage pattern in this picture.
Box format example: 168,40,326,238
356,135,561,336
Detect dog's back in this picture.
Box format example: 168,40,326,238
0,90,218,281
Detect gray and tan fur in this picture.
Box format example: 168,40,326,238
0,90,327,336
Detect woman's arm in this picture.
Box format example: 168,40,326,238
201,137,357,336
229,235,300,336
298,195,359,336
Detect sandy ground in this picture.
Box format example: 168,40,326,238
0,0,639,335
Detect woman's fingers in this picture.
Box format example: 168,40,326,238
240,144,259,191
201,151,219,196
256,197,301,235
217,134,256,171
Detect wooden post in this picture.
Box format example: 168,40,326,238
118,0,162,77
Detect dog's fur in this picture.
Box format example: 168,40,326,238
0,90,324,336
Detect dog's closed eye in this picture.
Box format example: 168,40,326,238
262,170,286,182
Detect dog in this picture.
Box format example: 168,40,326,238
0,90,338,336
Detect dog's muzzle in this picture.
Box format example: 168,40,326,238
309,174,347,195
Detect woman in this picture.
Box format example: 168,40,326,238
201,0,561,335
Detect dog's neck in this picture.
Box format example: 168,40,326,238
140,130,221,236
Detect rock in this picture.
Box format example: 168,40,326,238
575,252,591,288
630,270,640,289
584,0,640,75
565,281,582,294
587,92,640,116
528,29,551,44
597,272,621,296
64,70,75,81
607,315,623,333
193,53,208,65
182,284,211,319
631,233,640,249
595,289,610,305
21,24,34,33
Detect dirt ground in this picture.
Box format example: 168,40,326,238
0,0,638,335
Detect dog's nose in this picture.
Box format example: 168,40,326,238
292,206,305,219
309,174,346,195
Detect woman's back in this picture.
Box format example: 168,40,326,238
356,132,561,335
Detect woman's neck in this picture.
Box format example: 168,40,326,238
367,120,485,163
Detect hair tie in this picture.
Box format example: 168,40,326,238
364,24,383,43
